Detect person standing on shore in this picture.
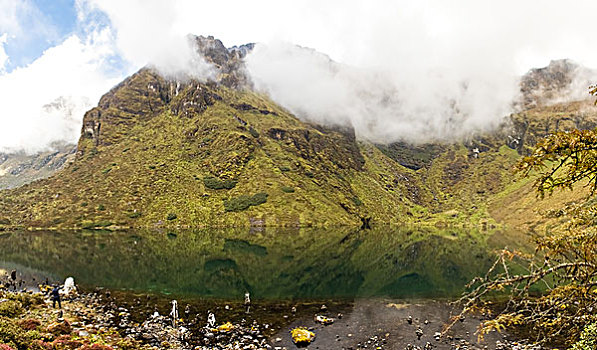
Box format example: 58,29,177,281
207,311,215,328
244,292,251,313
184,304,190,321
170,300,178,327
51,285,61,309
9,270,17,291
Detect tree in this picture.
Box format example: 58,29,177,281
454,86,597,346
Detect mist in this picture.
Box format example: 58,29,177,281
78,0,216,81
239,1,597,143
0,31,121,154
91,0,597,144
3,0,597,152
245,42,520,143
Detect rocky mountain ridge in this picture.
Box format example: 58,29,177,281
0,143,76,190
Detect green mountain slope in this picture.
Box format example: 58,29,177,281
0,38,595,230
0,65,428,228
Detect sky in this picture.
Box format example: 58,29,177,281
1,0,597,153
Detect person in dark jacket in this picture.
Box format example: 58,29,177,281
51,285,61,309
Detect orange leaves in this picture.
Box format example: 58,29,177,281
517,129,597,197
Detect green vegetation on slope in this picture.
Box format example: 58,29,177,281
0,69,427,229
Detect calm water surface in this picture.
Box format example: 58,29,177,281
0,227,520,300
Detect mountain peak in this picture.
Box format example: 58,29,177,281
188,35,254,88
519,59,594,108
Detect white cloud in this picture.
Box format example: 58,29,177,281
246,42,516,143
0,29,122,153
0,0,59,56
0,0,26,35
78,0,215,80
0,33,8,73
79,0,597,144
243,1,597,143
3,0,597,152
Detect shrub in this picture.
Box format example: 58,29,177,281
80,344,114,350
115,338,140,350
352,197,363,206
248,127,259,138
281,186,295,193
0,317,26,349
224,193,268,212
224,195,253,212
203,176,237,190
128,212,141,219
166,213,177,221
279,166,291,172
23,330,41,341
6,292,44,308
250,192,268,206
572,322,597,350
17,318,41,331
51,336,83,349
96,204,105,211
28,340,52,350
47,320,71,336
0,301,22,318
0,345,14,350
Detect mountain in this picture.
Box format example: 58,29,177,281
0,36,595,230
0,143,76,190
519,59,596,109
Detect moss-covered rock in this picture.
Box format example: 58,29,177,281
5,292,44,309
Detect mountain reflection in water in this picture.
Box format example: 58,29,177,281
0,227,500,299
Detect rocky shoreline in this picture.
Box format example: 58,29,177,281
0,284,555,350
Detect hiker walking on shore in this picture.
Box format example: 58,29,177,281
51,285,61,308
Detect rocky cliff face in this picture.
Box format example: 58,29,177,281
519,59,596,109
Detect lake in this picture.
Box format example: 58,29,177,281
0,226,520,300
